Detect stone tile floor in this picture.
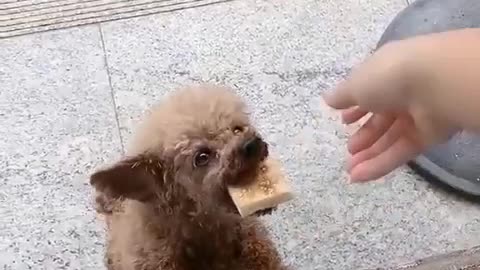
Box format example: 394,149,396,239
2,0,480,269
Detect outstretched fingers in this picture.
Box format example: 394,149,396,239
349,136,421,183
341,106,368,124
347,113,395,154
346,116,421,182
347,117,403,172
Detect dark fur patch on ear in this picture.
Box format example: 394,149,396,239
90,155,165,202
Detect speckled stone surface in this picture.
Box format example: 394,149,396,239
4,0,480,269
0,26,121,269
99,0,480,269
391,245,480,270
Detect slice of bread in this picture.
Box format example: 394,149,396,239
227,157,294,217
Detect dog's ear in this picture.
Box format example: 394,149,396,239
90,155,164,202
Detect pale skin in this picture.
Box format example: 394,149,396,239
323,28,480,183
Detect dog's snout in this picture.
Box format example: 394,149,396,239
242,137,263,158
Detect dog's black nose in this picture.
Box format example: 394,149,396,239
242,137,262,158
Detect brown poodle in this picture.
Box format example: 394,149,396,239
90,84,289,270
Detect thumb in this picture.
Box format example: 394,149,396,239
323,80,357,110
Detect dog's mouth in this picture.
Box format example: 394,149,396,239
238,138,276,217
224,136,275,217
235,136,269,178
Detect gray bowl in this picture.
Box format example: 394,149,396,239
377,0,480,198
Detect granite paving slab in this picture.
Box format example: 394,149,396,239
3,0,480,269
0,26,120,269
99,0,480,269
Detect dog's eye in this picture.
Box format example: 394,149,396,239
194,150,211,167
233,126,243,134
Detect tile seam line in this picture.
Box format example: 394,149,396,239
98,23,125,155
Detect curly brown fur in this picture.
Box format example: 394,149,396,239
90,84,289,270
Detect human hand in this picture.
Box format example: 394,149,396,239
327,106,433,183
324,35,463,183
